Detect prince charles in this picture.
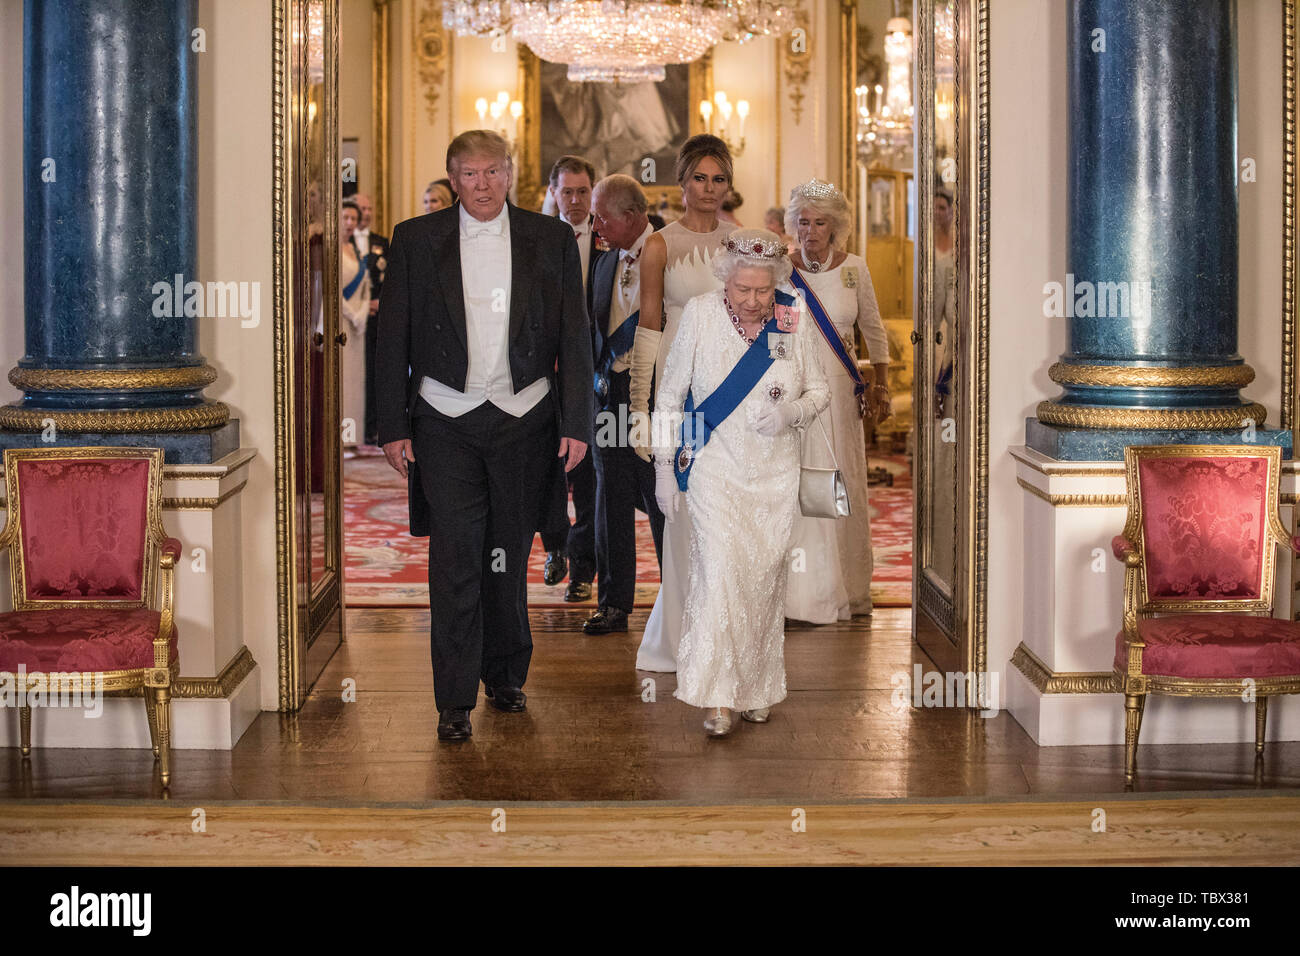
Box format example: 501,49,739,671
376,130,593,741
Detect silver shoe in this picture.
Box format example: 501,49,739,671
741,707,770,723
703,707,734,736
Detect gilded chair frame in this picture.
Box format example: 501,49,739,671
0,446,180,786
1115,444,1300,784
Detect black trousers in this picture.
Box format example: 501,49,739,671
593,368,665,612
364,307,379,443
412,396,556,712
540,449,597,583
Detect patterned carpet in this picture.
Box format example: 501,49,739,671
342,447,912,608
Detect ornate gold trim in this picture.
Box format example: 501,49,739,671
1012,644,1117,694
273,0,298,713
116,646,259,699
1015,478,1127,508
1285,0,1296,434
1126,669,1300,698
783,0,812,125
1048,362,1256,388
415,0,447,128
839,0,856,244
0,403,230,432
8,365,219,391
373,0,391,234
1036,401,1267,429
163,482,248,511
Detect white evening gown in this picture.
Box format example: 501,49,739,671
635,220,733,672
654,290,829,710
784,253,889,622
340,247,370,442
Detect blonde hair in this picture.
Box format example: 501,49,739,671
446,129,512,175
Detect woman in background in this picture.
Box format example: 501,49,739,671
783,179,891,623
340,199,370,445
423,179,454,214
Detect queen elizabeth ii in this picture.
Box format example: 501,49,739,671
652,227,830,736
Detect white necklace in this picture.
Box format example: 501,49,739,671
803,248,832,273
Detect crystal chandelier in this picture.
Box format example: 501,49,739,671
513,0,729,83
856,15,914,167
445,0,794,83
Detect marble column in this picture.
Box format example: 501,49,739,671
4,0,237,464
1026,0,1290,461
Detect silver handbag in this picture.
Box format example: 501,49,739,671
799,413,851,518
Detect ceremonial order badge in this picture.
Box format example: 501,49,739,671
676,444,694,472
768,384,785,402
842,266,858,288
768,331,792,360
774,303,799,331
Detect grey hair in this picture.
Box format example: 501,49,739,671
593,174,648,217
785,187,853,250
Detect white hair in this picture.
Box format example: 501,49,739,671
785,185,853,250
712,227,794,285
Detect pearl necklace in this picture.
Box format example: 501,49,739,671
802,248,832,273
723,293,771,345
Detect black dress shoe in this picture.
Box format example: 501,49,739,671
583,606,629,634
484,685,527,712
543,552,568,586
437,708,472,741
564,580,593,602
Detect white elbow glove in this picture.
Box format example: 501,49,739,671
629,327,661,463
654,458,680,522
753,400,805,437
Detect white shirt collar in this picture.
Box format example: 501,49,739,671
459,202,510,237
620,222,654,259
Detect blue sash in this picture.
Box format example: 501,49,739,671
343,256,367,300
593,310,640,404
673,308,787,491
790,268,867,414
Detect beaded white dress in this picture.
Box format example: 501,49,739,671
654,289,829,710
635,220,732,672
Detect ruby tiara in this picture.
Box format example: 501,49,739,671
723,231,786,259
791,178,843,203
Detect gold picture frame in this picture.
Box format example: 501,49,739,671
514,48,713,212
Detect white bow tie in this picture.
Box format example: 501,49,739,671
464,218,504,239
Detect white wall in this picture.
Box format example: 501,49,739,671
195,0,277,710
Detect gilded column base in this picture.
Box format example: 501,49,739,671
1025,410,1292,462
0,404,240,465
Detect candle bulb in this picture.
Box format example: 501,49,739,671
475,97,488,122
737,99,749,139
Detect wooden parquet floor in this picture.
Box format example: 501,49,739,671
3,607,1299,803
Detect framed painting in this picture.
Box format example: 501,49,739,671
515,48,712,211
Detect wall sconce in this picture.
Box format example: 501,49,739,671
700,89,747,157
475,89,523,147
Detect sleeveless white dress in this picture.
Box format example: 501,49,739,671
656,290,830,708
783,253,889,622
635,219,732,672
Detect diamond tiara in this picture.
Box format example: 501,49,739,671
723,231,786,259
790,178,844,203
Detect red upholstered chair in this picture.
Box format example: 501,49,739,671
0,448,180,788
1112,444,1300,784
